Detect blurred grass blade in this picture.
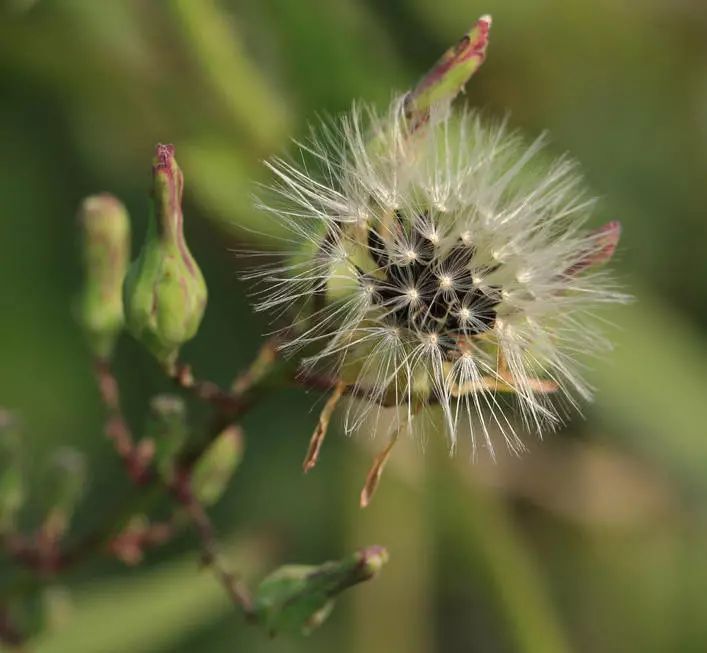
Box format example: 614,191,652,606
592,291,707,490
434,458,571,653
169,0,288,154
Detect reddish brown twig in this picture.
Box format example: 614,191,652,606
94,358,153,483
172,363,248,415
2,343,362,619
170,470,254,617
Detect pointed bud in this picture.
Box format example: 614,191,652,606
0,410,24,533
566,221,622,276
41,448,87,541
124,144,208,371
190,425,243,506
145,394,188,482
405,15,492,129
76,194,131,360
253,546,388,636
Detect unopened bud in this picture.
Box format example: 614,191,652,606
191,425,243,506
124,144,208,371
253,545,388,635
405,15,492,129
76,194,131,359
146,394,188,482
0,409,24,532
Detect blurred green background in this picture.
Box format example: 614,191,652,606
1,0,707,651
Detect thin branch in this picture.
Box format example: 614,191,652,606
98,358,258,620
231,335,281,395
94,358,152,484
171,363,248,414
170,471,254,618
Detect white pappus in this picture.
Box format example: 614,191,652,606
245,92,627,460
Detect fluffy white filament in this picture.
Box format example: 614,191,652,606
246,97,627,455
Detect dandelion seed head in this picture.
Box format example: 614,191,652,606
248,97,627,453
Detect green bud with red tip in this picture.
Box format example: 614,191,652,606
124,144,208,371
76,194,131,360
405,14,492,130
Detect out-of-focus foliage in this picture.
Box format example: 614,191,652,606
0,0,706,651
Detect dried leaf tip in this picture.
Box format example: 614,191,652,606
302,381,347,473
